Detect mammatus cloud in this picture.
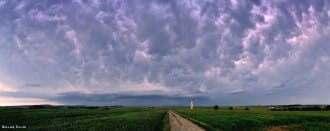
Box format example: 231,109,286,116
0,0,329,106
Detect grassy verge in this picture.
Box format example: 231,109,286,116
161,111,170,131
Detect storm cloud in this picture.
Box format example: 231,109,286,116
0,0,330,106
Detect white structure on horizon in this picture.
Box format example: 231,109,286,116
190,99,194,110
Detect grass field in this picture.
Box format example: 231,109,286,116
175,107,330,131
1,106,330,131
0,107,167,131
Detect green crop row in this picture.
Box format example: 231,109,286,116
0,107,167,131
175,108,330,131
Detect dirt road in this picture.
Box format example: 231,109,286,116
169,111,205,131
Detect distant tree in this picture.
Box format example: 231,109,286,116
244,107,249,110
288,107,300,111
229,107,233,110
325,105,330,111
213,105,219,110
301,106,322,111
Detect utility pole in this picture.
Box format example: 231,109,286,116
190,99,194,110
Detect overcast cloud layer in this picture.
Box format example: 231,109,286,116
0,0,330,106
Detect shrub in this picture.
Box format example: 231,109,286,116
270,108,277,111
244,107,249,110
229,107,234,110
214,105,219,110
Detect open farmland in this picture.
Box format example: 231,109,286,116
1,106,330,131
175,107,330,131
0,107,167,131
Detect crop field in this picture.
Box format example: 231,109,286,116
1,106,330,131
0,107,167,131
175,107,330,131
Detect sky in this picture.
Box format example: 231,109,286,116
0,0,330,106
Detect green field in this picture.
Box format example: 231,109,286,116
175,107,330,131
0,107,167,131
1,106,330,131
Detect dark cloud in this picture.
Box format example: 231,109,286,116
51,92,210,106
230,90,245,95
23,83,40,88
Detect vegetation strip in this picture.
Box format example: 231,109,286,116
161,111,170,131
